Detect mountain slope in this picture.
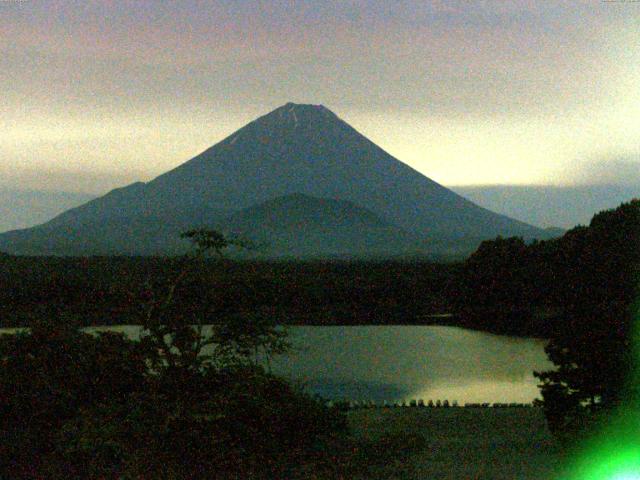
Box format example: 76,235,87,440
220,193,425,258
146,103,545,240
0,103,554,257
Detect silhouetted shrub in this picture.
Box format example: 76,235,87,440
0,230,349,479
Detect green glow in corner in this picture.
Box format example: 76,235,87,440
576,447,640,479
563,418,640,479
562,293,640,480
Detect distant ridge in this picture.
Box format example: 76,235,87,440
220,193,425,258
0,189,95,234
451,184,639,229
0,103,557,257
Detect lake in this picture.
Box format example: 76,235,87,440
268,326,552,404
0,325,552,404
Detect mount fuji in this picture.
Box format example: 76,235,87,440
0,103,556,257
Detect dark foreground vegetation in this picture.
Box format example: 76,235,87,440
0,232,385,479
457,199,640,450
1,233,317,478
454,200,639,338
532,200,640,447
1,319,344,479
1,199,638,476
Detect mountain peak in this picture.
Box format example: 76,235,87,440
241,102,341,136
271,102,334,121
282,101,327,110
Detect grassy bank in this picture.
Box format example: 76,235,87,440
345,407,562,479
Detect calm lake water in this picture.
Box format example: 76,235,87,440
0,325,552,404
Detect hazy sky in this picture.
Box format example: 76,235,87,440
1,0,639,194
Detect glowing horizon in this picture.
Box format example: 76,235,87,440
1,1,639,194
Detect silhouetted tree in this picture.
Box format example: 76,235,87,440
0,229,346,479
534,200,640,441
454,236,542,335
0,319,146,478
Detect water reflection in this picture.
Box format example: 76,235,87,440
269,326,552,403
0,325,552,403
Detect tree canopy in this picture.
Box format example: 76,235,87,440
0,230,347,479
454,199,640,440
534,199,640,440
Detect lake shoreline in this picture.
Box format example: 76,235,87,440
1,325,551,405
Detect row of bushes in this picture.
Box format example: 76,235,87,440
331,399,535,409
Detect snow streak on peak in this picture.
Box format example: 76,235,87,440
258,102,337,132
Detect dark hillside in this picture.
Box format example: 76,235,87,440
0,256,459,329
